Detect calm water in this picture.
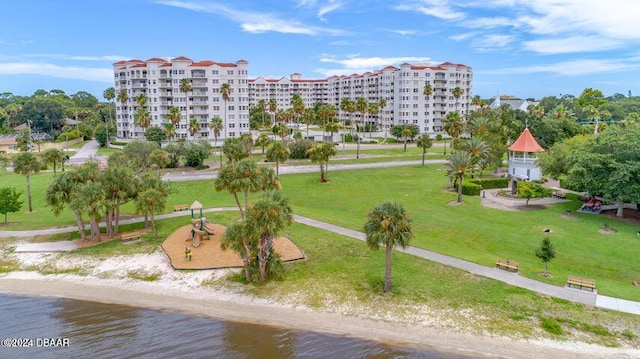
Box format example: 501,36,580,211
0,294,476,359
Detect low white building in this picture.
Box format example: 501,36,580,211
507,128,545,190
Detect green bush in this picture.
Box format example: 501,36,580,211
111,141,127,146
288,139,314,159
454,181,482,196
469,177,510,189
540,317,563,335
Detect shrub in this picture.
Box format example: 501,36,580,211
288,139,314,159
454,181,482,196
469,177,510,189
540,317,563,335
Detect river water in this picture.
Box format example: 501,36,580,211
0,294,475,358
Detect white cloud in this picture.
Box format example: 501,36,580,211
318,1,342,20
315,54,433,76
0,62,112,82
471,34,516,51
449,32,475,41
391,30,417,36
462,16,519,29
23,54,127,62
483,58,640,76
155,0,344,35
523,36,624,55
395,1,465,21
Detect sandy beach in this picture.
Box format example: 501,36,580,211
1,249,638,359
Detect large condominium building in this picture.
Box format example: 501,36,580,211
113,57,249,140
114,57,471,139
248,61,472,134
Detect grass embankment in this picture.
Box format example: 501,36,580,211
276,165,640,302
2,158,639,301
17,211,638,346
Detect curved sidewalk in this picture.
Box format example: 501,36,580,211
2,209,638,316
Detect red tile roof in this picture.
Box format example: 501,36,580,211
172,56,192,61
382,65,398,70
160,63,172,67
508,128,544,152
131,64,147,68
439,61,455,66
113,60,126,65
128,59,145,63
146,57,168,62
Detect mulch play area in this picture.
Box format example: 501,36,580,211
161,224,306,270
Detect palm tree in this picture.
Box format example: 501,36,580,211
452,86,463,110
103,87,115,147
416,134,433,167
179,78,192,140
134,175,171,240
268,98,277,127
257,99,268,130
378,98,387,139
220,82,232,139
5,103,22,128
45,171,87,240
188,118,200,138
401,127,412,152
136,93,148,107
134,108,151,130
463,137,489,177
324,120,340,143
290,93,305,132
442,111,464,152
256,132,271,154
275,109,286,125
221,220,255,282
164,123,176,141
100,165,136,236
367,102,379,138
355,97,368,158
364,202,414,292
42,148,65,176
13,152,40,212
307,142,337,183
214,159,281,220
266,141,289,177
117,90,128,138
210,116,224,166
318,104,336,138
468,116,490,138
301,107,315,138
448,151,473,203
423,83,433,97
167,106,181,128
247,191,293,282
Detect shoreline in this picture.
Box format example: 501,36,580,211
1,272,638,359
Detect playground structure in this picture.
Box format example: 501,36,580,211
185,200,217,248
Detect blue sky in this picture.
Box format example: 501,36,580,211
1,0,639,100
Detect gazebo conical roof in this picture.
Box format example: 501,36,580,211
508,128,544,152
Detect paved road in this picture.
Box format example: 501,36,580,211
163,159,448,182
68,140,107,165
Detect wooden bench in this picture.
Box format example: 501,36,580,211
495,258,519,272
567,275,596,292
173,204,189,212
121,233,141,244
632,280,640,287
553,191,567,199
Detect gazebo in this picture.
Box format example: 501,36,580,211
507,128,544,193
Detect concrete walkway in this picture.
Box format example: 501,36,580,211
3,209,639,315
68,139,107,165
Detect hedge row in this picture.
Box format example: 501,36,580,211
454,181,482,196
468,177,510,189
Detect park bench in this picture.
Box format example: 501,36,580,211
553,191,567,199
633,280,640,287
566,275,596,292
173,204,189,212
121,233,141,244
495,258,519,273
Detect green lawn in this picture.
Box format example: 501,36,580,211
2,162,640,301
59,211,639,345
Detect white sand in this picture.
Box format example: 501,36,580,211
1,247,639,359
